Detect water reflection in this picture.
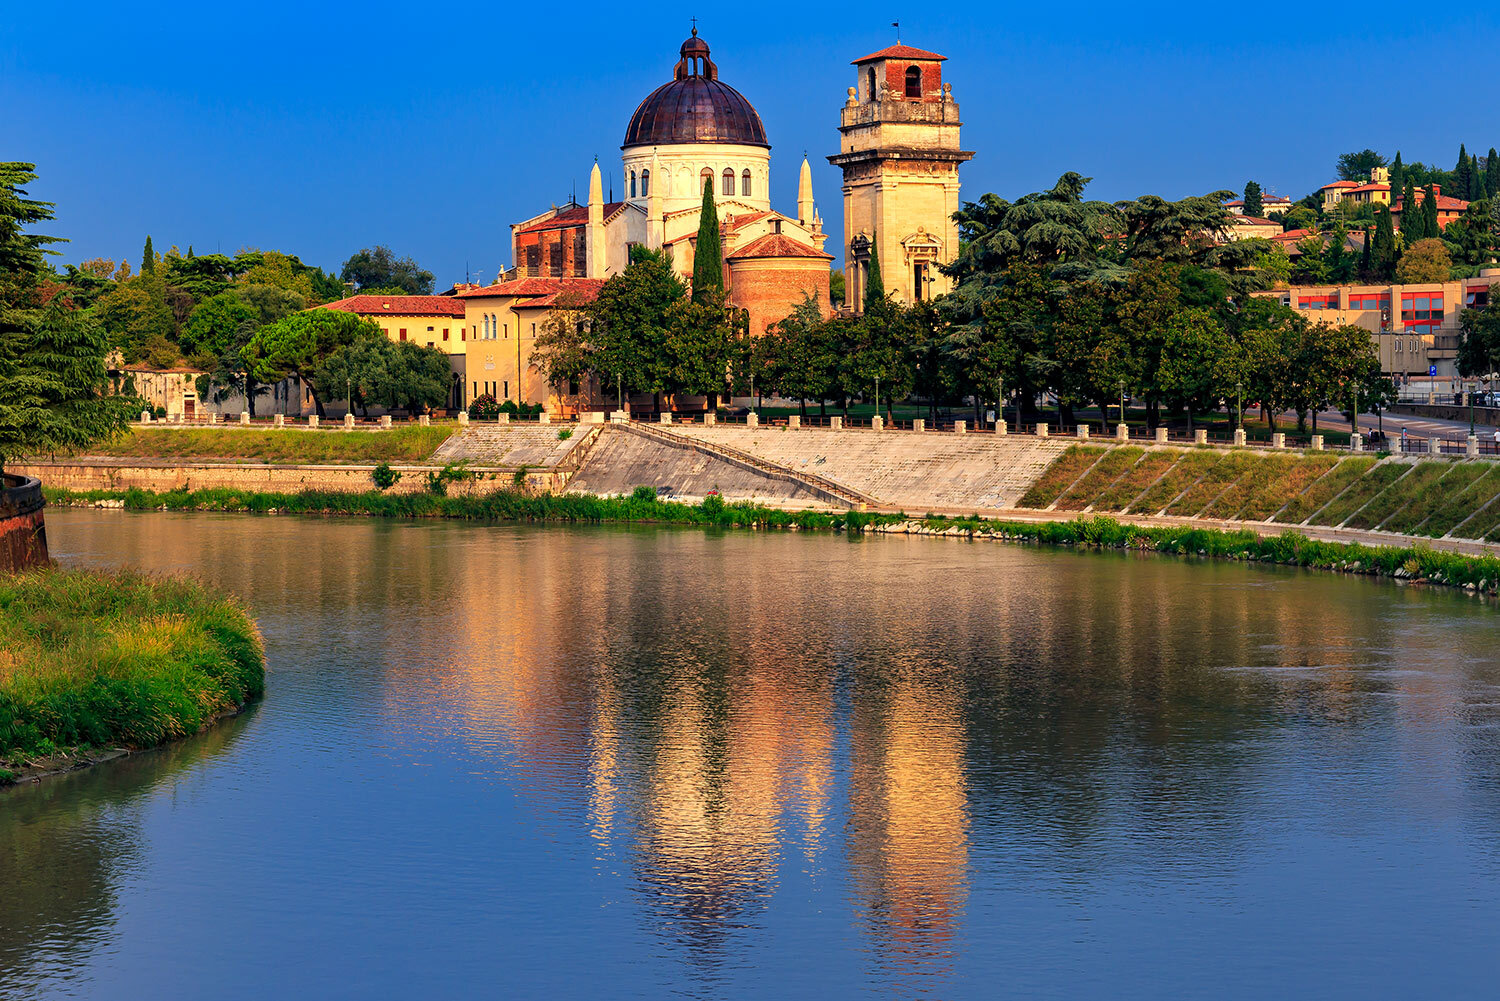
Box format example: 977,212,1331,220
24,511,1500,998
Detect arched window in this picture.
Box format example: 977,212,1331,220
905,65,922,98
700,166,713,193
866,67,877,102
630,171,637,198
483,314,491,339
741,169,752,197
722,168,735,196
641,169,650,197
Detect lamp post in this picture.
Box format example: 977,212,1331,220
616,373,623,415
1235,381,1243,430
874,375,880,419
346,376,352,419
1118,378,1126,430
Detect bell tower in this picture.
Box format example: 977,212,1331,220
828,43,973,312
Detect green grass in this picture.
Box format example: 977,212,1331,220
1016,446,1104,508
1233,454,1342,522
1452,486,1500,542
76,426,455,464
1306,462,1412,527
1378,462,1490,536
1199,454,1296,520
1416,465,1500,538
1091,451,1179,512
1342,462,1450,530
1055,448,1144,511
0,569,265,768
1270,457,1377,524
1126,452,1209,515
1164,451,1260,517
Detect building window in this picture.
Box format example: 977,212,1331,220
1349,295,1391,310
1466,287,1490,308
722,168,735,196
503,323,508,338
526,246,540,273
630,171,637,198
700,167,713,193
905,65,922,98
1401,293,1444,324
866,67,877,102
549,240,564,275
641,169,650,197
399,328,407,340
443,328,449,341
741,169,752,197
503,381,509,398
1297,294,1337,310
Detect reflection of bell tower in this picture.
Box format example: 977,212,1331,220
829,42,973,312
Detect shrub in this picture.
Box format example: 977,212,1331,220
631,485,658,502
558,428,573,441
425,463,474,497
152,406,167,420
468,394,501,421
371,462,401,491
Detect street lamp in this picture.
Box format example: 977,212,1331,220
874,375,880,419
1235,381,1243,430
346,375,352,419
1118,378,1126,430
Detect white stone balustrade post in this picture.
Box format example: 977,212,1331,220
1076,424,1089,440
210,412,221,425
871,416,884,431
658,412,671,424
239,412,250,426
419,414,430,426
1194,429,1207,445
747,411,759,427
140,410,151,423
537,412,550,424
273,414,284,427
1116,423,1129,442
1351,433,1363,452
912,419,925,433
457,411,469,426
829,416,842,430
995,419,1007,436
1311,435,1324,451
1234,429,1246,446
788,415,800,429
308,415,319,428
1469,434,1480,457
379,415,391,429
1036,422,1049,438
1429,436,1442,456
1154,427,1168,444
1271,432,1285,448
344,413,355,428
953,420,966,434
497,412,510,424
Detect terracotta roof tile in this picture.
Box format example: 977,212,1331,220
457,277,606,300
513,203,626,234
726,232,833,260
852,43,946,64
317,295,466,318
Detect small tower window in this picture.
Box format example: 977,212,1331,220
722,168,735,196
905,66,922,98
630,171,637,198
866,67,877,102
700,167,713,193
741,170,752,197
641,169,650,197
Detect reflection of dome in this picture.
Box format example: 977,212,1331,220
623,31,769,149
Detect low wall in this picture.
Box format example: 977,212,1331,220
1390,403,1500,427
13,461,565,497
0,473,49,571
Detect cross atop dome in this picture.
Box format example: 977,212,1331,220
675,27,716,80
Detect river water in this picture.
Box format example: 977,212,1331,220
5,510,1500,999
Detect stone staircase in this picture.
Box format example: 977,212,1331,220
431,425,589,467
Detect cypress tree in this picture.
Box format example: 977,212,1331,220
141,235,155,275
689,178,722,304
1243,180,1263,217
1423,183,1440,237
1373,204,1397,279
1455,144,1471,200
864,233,884,311
1472,154,1484,199
1390,151,1405,198
1359,226,1372,279
1487,148,1499,198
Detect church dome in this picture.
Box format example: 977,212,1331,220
622,31,769,149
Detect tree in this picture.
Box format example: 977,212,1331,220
340,246,435,296
529,292,595,396
316,337,449,415
1422,183,1440,239
1116,190,1236,264
1390,151,1405,201
141,235,155,276
1371,205,1398,280
666,288,741,410
690,179,723,304
1336,149,1387,181
1157,307,1234,429
763,294,833,416
864,234,884,310
585,246,687,408
1395,238,1452,283
96,271,176,362
829,270,845,307
1242,181,1263,218
242,308,382,416
183,291,256,358
1488,148,1499,198
1459,283,1500,378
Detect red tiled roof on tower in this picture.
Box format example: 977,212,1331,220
852,43,946,64
726,232,833,260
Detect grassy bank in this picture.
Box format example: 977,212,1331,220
44,484,1500,598
0,568,265,781
74,426,454,464
1023,444,1500,542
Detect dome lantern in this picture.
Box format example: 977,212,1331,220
623,31,769,150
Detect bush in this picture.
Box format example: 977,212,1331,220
631,485,658,502
371,462,401,491
152,406,167,420
558,428,573,441
468,393,501,421
425,463,474,497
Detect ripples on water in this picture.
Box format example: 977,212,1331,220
4,510,1500,999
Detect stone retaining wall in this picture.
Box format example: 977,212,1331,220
13,461,565,497
0,473,49,571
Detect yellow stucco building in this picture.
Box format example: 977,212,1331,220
318,294,468,409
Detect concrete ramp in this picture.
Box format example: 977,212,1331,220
671,426,1069,512
566,426,835,507
432,425,587,467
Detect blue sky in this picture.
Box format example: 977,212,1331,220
5,2,1498,288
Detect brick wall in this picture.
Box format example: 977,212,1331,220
728,261,832,336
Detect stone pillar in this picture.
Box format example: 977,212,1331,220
1427,392,1437,405
308,415,319,428
1036,422,1049,438
239,412,250,426
702,411,716,426
1154,427,1168,444
458,411,469,426
1076,424,1089,440
995,419,1007,437
141,410,151,424
871,415,884,431
1429,436,1442,456
210,412,221,425
1351,433,1363,452
419,414,430,426
747,412,760,428
273,413,284,428
379,415,392,429
788,415,800,429
1271,432,1285,448
1234,429,1246,447
658,412,671,424
829,416,843,430
1116,423,1129,442
1194,429,1207,446
912,419,925,433
1469,434,1480,457
610,410,628,423
1311,435,1324,451
344,413,355,429
537,412,550,424
953,420,967,434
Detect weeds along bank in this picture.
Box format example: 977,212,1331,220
1022,445,1500,543
79,426,457,464
0,568,265,785
41,485,1500,601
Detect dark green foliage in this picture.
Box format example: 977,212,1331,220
0,568,264,763
339,245,435,295
141,235,155,275
690,179,723,303
1242,181,1263,218
371,462,401,490
1336,150,1387,181
469,393,500,420
424,463,473,497
864,232,884,310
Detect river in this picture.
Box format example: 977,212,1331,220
5,509,1500,999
